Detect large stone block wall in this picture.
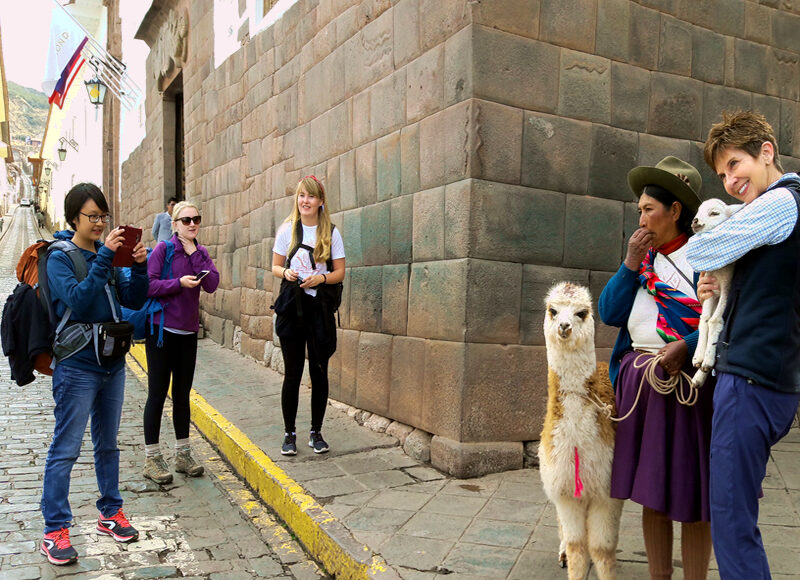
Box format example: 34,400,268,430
123,0,800,472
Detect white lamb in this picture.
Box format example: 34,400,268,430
690,199,743,388
539,282,622,580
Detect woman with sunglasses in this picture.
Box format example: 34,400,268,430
141,201,219,484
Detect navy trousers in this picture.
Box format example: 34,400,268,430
710,372,799,580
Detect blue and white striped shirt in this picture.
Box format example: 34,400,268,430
686,174,799,272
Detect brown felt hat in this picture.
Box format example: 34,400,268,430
627,156,702,214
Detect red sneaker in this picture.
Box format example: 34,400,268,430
41,528,78,565
97,508,139,542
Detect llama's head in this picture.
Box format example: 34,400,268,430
544,282,595,351
691,198,744,234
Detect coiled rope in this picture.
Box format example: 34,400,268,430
587,352,699,422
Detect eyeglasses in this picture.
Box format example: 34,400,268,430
175,215,202,225
80,212,112,223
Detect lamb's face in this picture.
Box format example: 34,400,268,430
544,282,595,349
691,198,742,233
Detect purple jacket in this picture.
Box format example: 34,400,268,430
147,234,219,332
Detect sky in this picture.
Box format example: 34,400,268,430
0,0,149,93
0,0,150,159
0,0,297,160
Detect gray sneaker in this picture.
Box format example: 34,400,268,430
175,449,204,477
143,454,173,484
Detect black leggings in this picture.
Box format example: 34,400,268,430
280,333,330,433
143,328,198,445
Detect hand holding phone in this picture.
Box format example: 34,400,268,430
111,225,142,267
195,270,210,281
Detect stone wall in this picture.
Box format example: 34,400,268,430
123,0,800,474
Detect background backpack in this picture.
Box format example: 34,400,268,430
121,240,174,345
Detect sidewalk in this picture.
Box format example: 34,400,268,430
128,340,800,579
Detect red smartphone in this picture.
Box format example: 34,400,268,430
111,225,142,267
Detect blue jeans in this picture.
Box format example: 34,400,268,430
710,372,800,580
41,364,126,533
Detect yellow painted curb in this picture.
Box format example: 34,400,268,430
126,344,396,580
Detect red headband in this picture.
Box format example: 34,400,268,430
301,175,325,197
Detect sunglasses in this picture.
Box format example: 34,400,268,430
175,215,202,225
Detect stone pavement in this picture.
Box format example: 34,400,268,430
0,207,328,579
129,334,800,579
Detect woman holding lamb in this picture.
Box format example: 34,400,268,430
687,111,800,580
598,156,714,580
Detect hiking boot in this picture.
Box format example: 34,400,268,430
281,433,297,455
142,454,173,484
97,508,139,543
175,449,204,477
41,528,78,565
309,431,330,454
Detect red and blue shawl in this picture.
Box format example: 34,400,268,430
638,235,702,342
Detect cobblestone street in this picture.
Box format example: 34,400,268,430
0,208,327,579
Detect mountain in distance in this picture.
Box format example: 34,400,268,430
6,81,48,144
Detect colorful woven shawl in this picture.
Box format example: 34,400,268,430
638,237,701,342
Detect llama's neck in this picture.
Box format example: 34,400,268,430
546,340,597,394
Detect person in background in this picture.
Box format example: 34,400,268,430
141,201,219,484
41,183,148,566
599,157,714,580
271,176,345,456
151,197,177,243
687,110,800,580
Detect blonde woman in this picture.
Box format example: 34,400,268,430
142,201,219,484
272,176,345,455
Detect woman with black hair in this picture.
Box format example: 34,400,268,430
40,183,148,566
598,157,714,580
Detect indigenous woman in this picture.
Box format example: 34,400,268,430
599,157,714,580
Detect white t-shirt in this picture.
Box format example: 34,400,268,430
628,244,697,352
273,222,345,296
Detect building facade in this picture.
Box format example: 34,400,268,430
122,0,800,476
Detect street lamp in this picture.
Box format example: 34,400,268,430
85,76,108,107
44,165,51,176
57,137,78,162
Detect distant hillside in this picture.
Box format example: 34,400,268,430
7,81,49,144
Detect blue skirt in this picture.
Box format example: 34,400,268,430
610,350,715,522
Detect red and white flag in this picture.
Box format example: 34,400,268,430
42,6,88,109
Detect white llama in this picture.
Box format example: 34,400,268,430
539,282,622,580
690,199,743,388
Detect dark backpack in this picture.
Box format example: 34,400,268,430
285,220,343,311
120,240,175,345
273,221,343,320
1,239,87,382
